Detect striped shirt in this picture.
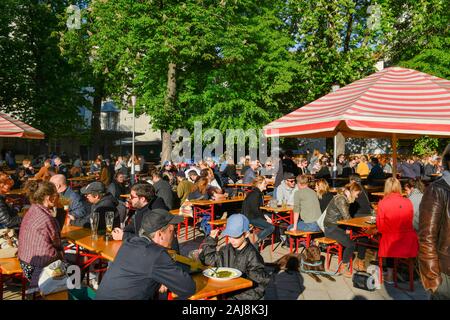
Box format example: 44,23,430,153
18,204,63,267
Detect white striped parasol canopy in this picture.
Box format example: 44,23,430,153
0,112,45,139
263,67,450,139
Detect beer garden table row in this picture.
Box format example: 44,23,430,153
60,225,252,300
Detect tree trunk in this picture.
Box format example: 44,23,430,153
344,10,353,53
160,62,177,164
91,79,104,158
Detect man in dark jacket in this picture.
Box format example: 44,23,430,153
95,209,195,300
50,174,90,228
0,196,21,230
112,183,168,241
150,169,174,209
81,181,120,230
418,144,450,300
199,214,270,300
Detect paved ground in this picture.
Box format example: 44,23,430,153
2,226,430,300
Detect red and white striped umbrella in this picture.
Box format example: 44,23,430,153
264,67,450,139
0,112,45,139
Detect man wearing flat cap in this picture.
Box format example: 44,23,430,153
96,209,195,300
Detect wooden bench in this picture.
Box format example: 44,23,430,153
0,257,27,300
284,231,322,253
170,209,193,241
314,237,345,271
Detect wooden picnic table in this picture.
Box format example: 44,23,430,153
62,225,252,300
5,189,26,196
0,257,26,300
337,216,377,229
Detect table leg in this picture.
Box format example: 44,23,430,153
185,217,189,241
0,269,3,300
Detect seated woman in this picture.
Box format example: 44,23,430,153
186,177,214,236
18,181,64,288
377,177,419,283
315,178,333,213
0,173,21,230
323,182,362,277
241,176,275,247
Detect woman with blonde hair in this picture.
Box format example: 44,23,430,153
323,181,363,277
376,177,418,283
314,178,333,213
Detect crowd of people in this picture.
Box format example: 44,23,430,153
0,146,448,301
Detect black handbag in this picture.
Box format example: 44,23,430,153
352,271,377,291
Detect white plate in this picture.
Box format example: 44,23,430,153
202,267,242,281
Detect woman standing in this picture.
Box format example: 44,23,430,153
376,177,418,283
18,181,64,288
323,182,362,277
241,176,275,247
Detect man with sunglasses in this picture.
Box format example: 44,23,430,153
276,172,297,206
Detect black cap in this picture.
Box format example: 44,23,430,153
283,172,296,180
80,181,105,194
140,209,184,234
176,170,186,178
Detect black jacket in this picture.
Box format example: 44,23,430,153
0,195,21,229
107,181,128,201
95,236,195,300
349,186,372,218
241,188,265,220
154,179,174,210
89,193,121,230
222,165,238,183
199,236,270,300
318,192,334,213
123,198,169,241
324,194,351,228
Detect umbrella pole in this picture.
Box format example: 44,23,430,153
392,133,398,177
333,135,337,179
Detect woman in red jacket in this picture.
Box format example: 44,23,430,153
376,177,418,283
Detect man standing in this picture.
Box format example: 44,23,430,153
418,144,450,300
95,209,195,300
289,175,322,232
50,174,90,227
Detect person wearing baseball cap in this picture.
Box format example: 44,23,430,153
80,181,120,230
276,172,297,206
96,209,195,300
198,214,270,300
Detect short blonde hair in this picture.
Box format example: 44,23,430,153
384,177,402,195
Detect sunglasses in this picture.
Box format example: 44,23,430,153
287,179,295,183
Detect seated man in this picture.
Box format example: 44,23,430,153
289,175,322,232
80,181,120,230
50,174,90,227
95,209,195,300
367,157,385,186
275,172,296,206
242,160,260,184
112,183,168,241
199,214,270,300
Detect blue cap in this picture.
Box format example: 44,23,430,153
222,214,250,238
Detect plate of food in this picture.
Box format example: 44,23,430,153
203,267,242,281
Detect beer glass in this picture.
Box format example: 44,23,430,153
90,211,100,240
105,211,115,240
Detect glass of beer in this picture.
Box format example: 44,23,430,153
105,211,115,240
90,211,100,240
